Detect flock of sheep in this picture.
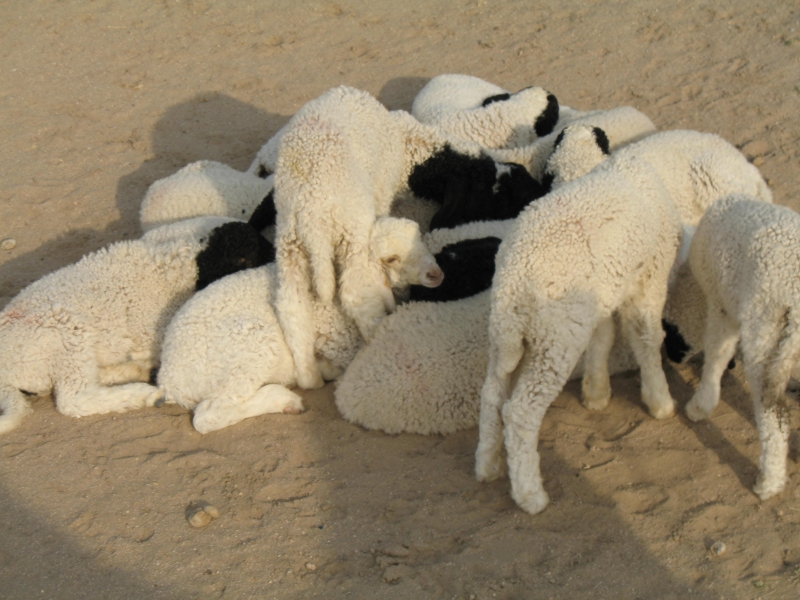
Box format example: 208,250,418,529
0,73,796,515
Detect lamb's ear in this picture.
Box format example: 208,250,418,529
540,171,555,195
534,93,559,137
481,92,511,107
195,221,275,290
248,189,277,231
662,319,691,363
551,128,567,151
591,127,611,155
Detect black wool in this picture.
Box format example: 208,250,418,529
407,145,490,205
481,92,512,107
195,222,276,291
592,127,611,155
248,190,277,231
534,93,560,137
409,237,502,302
662,319,691,363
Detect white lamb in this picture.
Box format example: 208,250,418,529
684,196,800,500
139,160,275,232
474,152,685,515
411,74,560,149
157,217,436,434
247,123,289,180
0,217,274,435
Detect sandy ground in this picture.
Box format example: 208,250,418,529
2,1,800,598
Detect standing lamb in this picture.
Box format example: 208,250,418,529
684,196,800,500
273,85,554,388
157,216,438,433
474,152,684,515
139,160,275,232
0,217,273,435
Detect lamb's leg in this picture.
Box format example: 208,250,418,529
581,315,615,411
685,305,740,422
475,353,515,482
339,252,395,342
620,301,676,419
0,384,33,436
503,334,589,515
56,382,163,417
98,360,154,386
743,313,800,500
191,385,304,434
275,237,324,390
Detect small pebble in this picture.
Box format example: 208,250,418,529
188,510,213,528
187,504,220,528
305,562,317,572
1,239,16,250
710,541,727,556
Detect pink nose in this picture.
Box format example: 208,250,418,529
425,266,444,288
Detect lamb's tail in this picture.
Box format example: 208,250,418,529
762,310,800,412
0,384,33,436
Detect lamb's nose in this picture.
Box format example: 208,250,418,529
426,266,444,287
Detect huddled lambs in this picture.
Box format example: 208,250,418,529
272,85,553,389
0,217,273,435
157,217,439,434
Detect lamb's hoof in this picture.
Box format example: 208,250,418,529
282,405,304,415
146,388,165,408
685,399,711,422
753,476,785,501
648,398,675,420
512,488,550,515
582,393,610,412
154,397,167,408
475,452,507,482
297,372,325,390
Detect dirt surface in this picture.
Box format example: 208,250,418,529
2,1,800,598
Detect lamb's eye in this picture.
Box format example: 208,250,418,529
383,255,400,266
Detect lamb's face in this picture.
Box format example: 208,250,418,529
542,125,610,192
371,217,444,289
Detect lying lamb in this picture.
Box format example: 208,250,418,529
475,152,685,515
484,106,656,180
0,217,273,435
273,85,553,388
139,160,275,232
411,73,560,148
684,196,800,500
411,74,654,174
157,217,435,433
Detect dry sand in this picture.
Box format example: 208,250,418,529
2,1,800,598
